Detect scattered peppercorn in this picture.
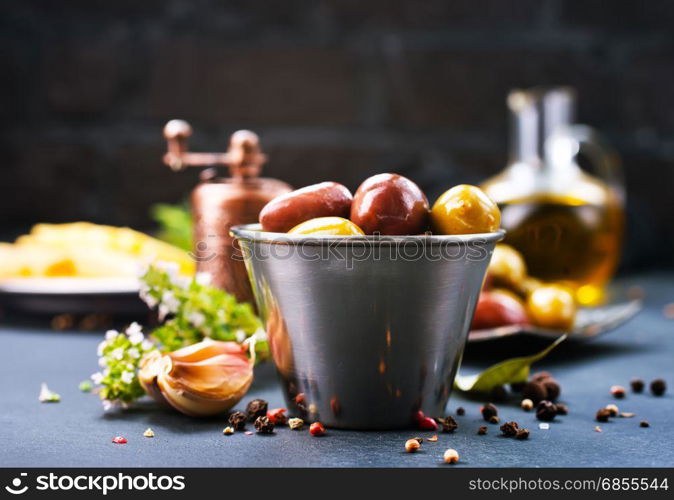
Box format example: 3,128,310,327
246,399,268,421
443,449,459,464
542,378,561,401
500,421,519,437
456,407,465,416
650,378,666,396
427,435,438,442
515,428,530,440
481,403,498,422
309,422,326,436
405,438,421,453
489,415,499,424
223,426,234,435
640,420,650,428
555,403,568,415
610,385,626,399
522,382,547,404
605,404,619,417
288,418,304,430
594,426,602,433
112,436,127,444
267,408,288,425
477,426,488,435
630,378,645,393
418,416,438,431
536,400,557,421
254,416,275,434
620,412,635,418
228,411,247,430
437,416,458,433
143,428,155,438
596,408,612,422
520,398,534,411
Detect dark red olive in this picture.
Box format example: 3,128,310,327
259,181,352,233
350,174,429,235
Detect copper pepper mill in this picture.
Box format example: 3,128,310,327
163,119,292,304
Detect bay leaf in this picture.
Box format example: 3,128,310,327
455,334,567,393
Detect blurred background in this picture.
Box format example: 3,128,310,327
2,0,673,273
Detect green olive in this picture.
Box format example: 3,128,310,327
431,185,501,235
487,244,527,290
288,217,365,236
527,284,577,330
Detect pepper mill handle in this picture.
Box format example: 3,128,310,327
162,120,267,177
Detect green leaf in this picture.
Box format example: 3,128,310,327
455,334,567,393
151,202,193,251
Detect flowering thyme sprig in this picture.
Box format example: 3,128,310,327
139,263,267,358
91,323,156,409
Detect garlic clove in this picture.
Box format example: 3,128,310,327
139,339,253,417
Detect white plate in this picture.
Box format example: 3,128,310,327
0,277,140,295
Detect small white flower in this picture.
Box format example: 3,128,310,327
195,272,212,286
102,400,113,411
98,357,108,368
127,348,140,359
188,311,206,328
173,275,191,289
235,329,247,343
141,339,154,351
105,330,118,341
121,371,135,384
126,322,142,336
111,348,124,360
103,368,110,376
161,291,180,313
251,328,268,342
139,289,158,308
126,363,134,370
97,341,107,357
91,372,104,384
158,304,170,322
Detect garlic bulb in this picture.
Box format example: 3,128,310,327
139,339,253,417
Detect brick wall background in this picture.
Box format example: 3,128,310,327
1,0,673,271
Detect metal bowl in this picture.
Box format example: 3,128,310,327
232,224,503,429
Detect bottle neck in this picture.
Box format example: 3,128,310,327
508,88,575,165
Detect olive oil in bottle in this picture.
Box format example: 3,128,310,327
482,88,625,305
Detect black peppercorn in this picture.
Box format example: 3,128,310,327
489,415,500,424
481,403,498,422
630,378,645,393
456,407,465,416
477,426,488,435
596,408,612,422
542,378,561,401
515,428,530,440
437,416,458,433
650,378,666,396
610,385,626,399
536,400,557,422
500,421,519,437
246,399,268,421
228,411,247,430
522,382,547,404
640,420,650,428
254,416,275,434
555,403,568,415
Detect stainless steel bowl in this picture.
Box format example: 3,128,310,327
232,224,504,429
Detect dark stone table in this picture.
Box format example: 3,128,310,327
1,273,672,468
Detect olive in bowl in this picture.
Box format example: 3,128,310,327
350,173,429,235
